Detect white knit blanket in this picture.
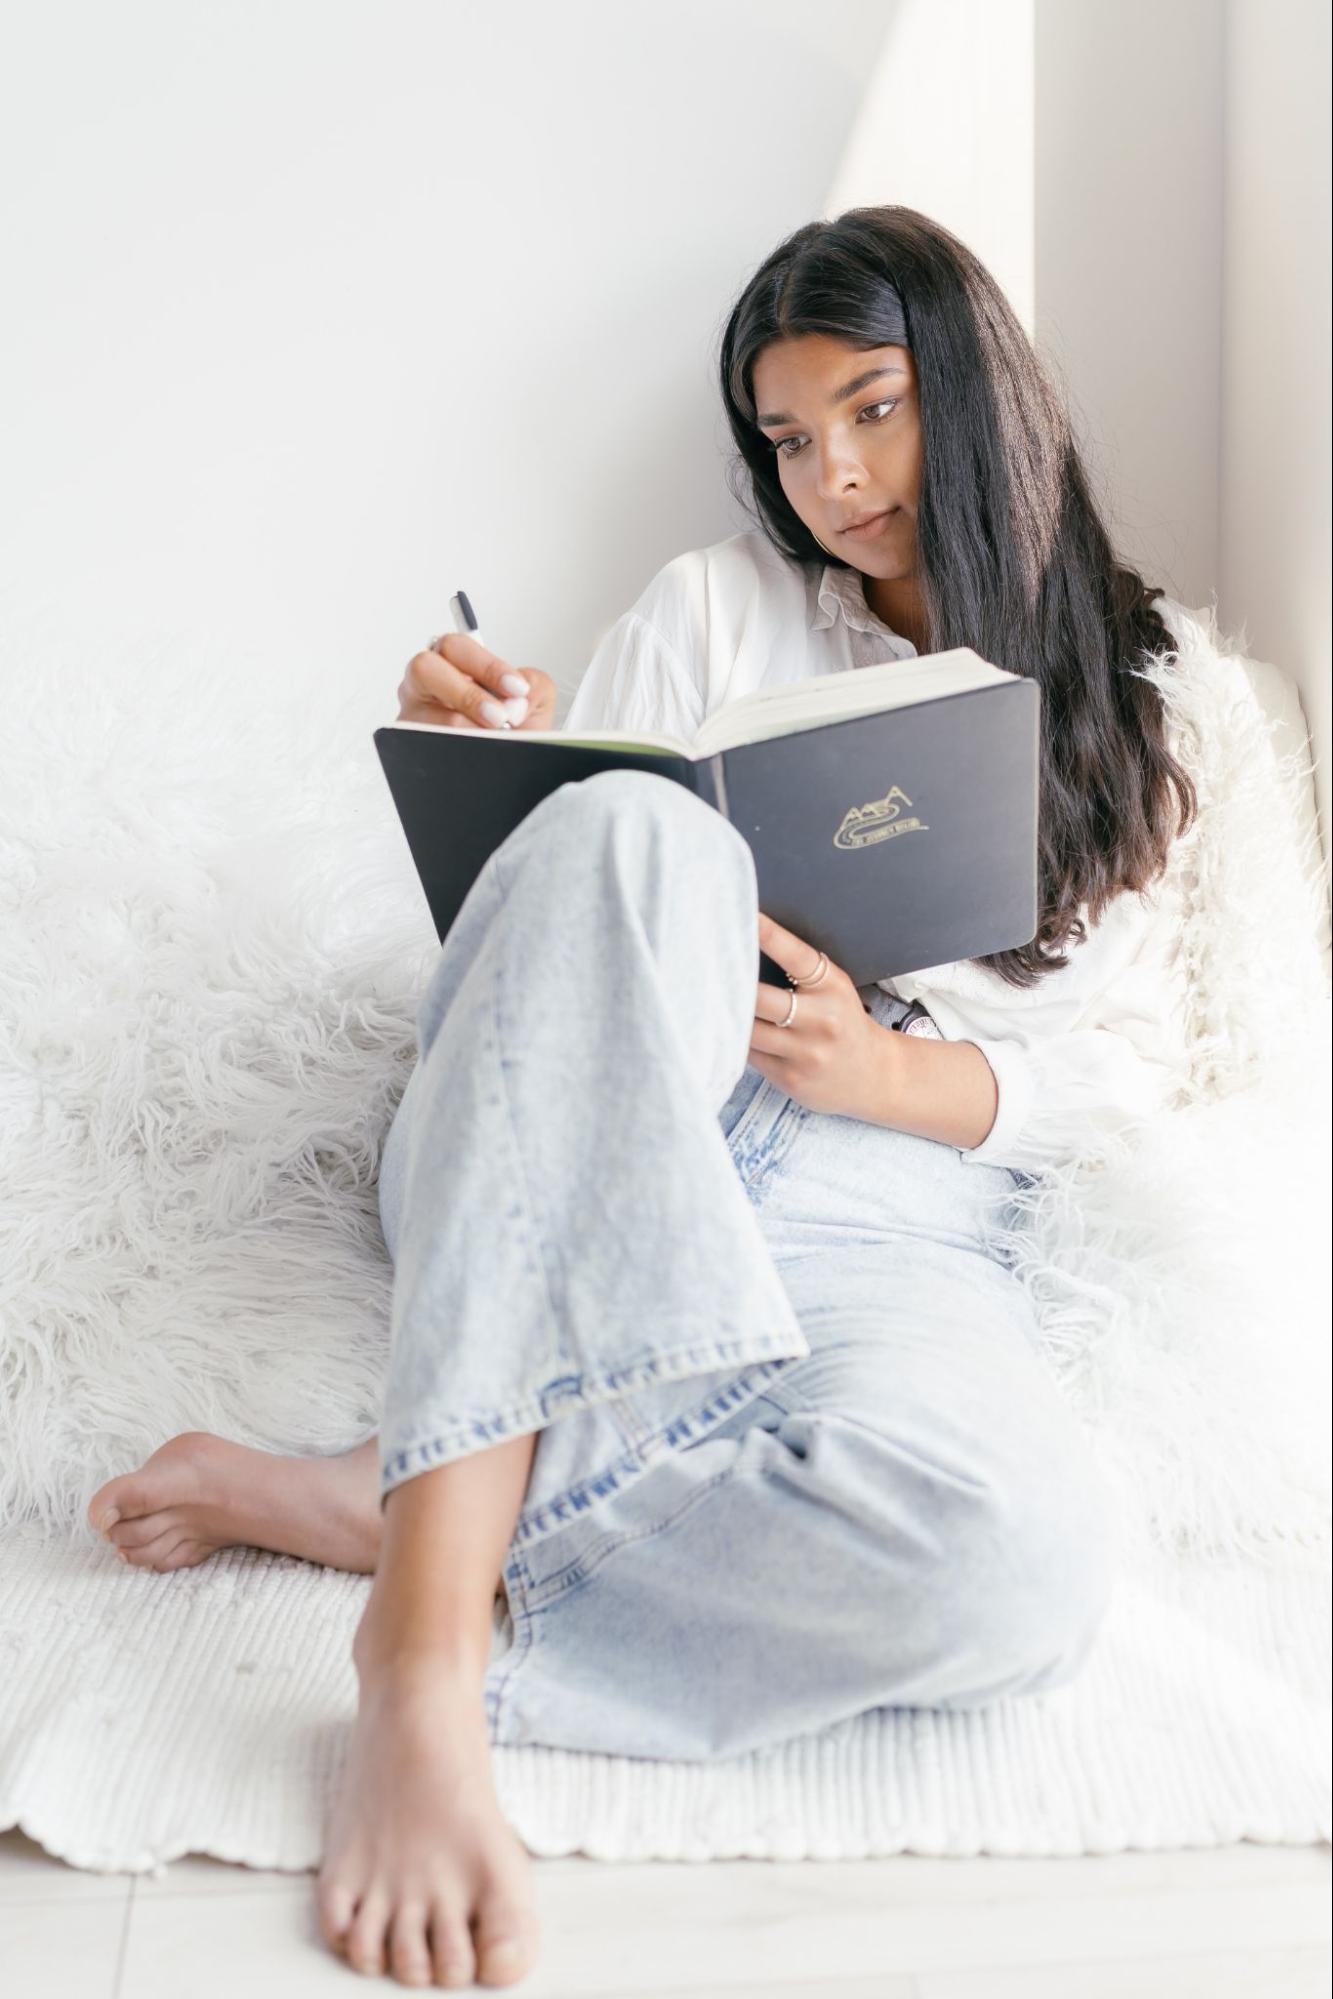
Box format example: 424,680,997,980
0,600,1329,1870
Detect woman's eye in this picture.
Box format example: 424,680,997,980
773,400,899,458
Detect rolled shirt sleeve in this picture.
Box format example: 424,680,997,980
962,1005,1184,1174
893,869,1190,1176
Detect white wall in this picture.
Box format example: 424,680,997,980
2,0,1327,865
802,0,1227,617
0,0,886,732
823,0,1036,336
1034,0,1225,618
824,0,1329,870
1218,0,1331,864
1036,0,1331,871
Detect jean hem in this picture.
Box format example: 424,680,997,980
380,1334,809,1537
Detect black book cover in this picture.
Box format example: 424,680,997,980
373,675,1039,988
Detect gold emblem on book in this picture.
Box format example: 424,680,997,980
834,784,928,850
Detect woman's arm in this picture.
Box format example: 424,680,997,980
754,873,1184,1170
855,1025,999,1152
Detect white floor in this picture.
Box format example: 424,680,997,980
1,1827,1329,1998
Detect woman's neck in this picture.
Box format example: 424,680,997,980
862,572,930,655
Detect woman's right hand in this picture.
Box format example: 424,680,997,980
396,633,558,732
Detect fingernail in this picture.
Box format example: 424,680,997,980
480,699,507,724
100,1509,120,1531
503,695,529,719
499,672,528,697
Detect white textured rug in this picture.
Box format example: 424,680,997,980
1,598,1330,1871
1,1526,1326,1872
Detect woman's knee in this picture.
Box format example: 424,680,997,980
792,1399,1120,1698
510,770,758,1008
525,768,751,879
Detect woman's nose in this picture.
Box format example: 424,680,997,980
812,441,871,497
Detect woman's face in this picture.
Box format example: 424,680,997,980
752,335,921,584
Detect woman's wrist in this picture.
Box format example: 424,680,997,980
857,1018,999,1151
857,1017,909,1128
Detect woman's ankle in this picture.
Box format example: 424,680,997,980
352,1611,493,1692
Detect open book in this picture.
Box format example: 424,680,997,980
374,647,1040,987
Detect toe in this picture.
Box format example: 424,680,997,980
109,1511,180,1551
317,1875,357,1953
388,1903,436,1988
474,1898,538,1987
94,1478,160,1538
345,1891,391,1978
429,1899,476,1988
119,1528,188,1571
157,1539,210,1571
89,1435,216,1536
88,1482,133,1534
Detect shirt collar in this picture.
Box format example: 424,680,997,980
812,564,918,655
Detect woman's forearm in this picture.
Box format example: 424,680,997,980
855,1020,999,1151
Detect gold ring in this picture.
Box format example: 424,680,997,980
778,989,799,1029
789,950,829,990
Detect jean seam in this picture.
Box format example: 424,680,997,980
519,1452,748,1610
381,1338,806,1513
484,1543,538,1743
723,1074,778,1162
519,1428,862,1614
739,1096,811,1202
735,1394,998,1499
506,1352,802,1556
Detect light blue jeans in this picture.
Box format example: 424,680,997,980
376,770,1119,1762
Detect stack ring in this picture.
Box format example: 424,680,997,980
788,949,830,990
776,947,830,1028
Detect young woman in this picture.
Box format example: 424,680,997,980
88,207,1197,1988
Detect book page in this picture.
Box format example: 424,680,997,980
557,732,695,757
690,648,1013,757
383,720,696,758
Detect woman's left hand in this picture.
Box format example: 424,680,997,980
749,911,884,1117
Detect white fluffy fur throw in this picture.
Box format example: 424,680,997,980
0,599,1329,1578
982,602,1331,1567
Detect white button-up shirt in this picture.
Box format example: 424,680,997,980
562,529,1189,1174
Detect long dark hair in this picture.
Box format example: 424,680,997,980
718,205,1198,988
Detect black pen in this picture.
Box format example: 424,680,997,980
449,589,528,730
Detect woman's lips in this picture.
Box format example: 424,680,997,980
838,509,894,540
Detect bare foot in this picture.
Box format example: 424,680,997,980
86,1432,382,1574
318,1652,538,1988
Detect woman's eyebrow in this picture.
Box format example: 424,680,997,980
757,365,906,428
